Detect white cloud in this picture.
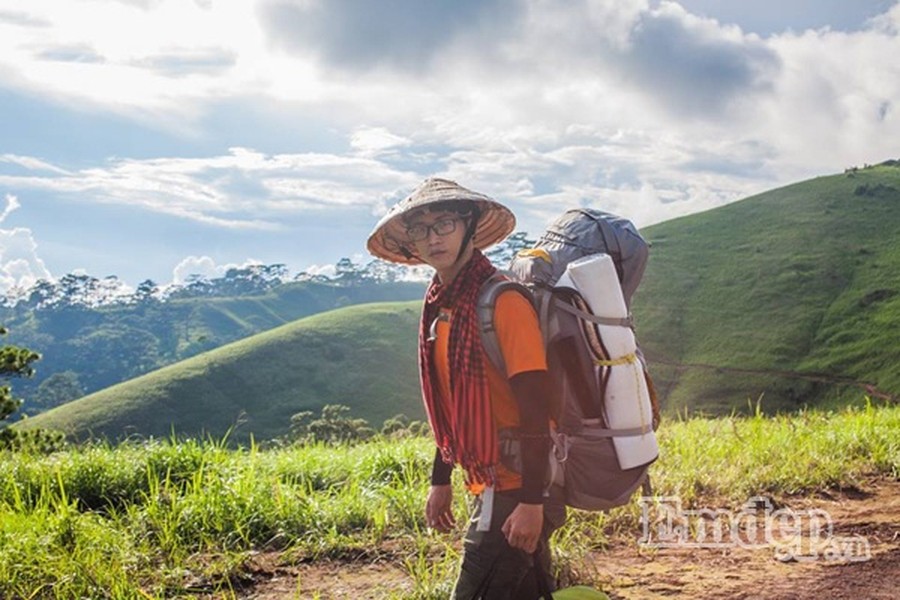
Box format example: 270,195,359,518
0,0,269,122
870,3,900,34
172,255,224,283
301,262,337,279
0,194,53,293
0,193,20,223
0,154,72,175
171,255,277,284
0,225,53,293
0,147,420,229
745,21,900,181
350,127,412,157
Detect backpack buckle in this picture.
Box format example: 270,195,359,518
552,431,569,463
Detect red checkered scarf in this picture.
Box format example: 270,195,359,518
419,249,498,486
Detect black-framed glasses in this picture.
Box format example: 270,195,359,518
405,217,461,242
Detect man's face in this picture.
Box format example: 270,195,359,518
406,210,468,270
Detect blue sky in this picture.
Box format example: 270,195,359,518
1,0,898,292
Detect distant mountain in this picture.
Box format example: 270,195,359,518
18,302,424,444
634,160,900,413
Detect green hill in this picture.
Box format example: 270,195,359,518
634,161,900,413
18,301,425,443
3,279,425,413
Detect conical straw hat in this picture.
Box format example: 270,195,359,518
367,177,516,265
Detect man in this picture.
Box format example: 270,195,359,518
367,177,565,598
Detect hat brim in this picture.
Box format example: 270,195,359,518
367,179,516,265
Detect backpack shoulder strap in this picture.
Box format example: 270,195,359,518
477,274,532,377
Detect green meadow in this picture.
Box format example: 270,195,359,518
2,402,898,599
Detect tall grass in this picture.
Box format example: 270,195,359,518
654,399,900,503
1,404,898,598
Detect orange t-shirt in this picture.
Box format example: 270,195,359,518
432,289,548,492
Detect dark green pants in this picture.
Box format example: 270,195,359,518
452,487,567,600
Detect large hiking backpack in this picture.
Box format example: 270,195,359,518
478,208,660,511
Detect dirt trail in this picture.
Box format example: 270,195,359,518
237,478,900,599
590,479,900,599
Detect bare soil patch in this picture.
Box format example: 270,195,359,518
236,478,900,599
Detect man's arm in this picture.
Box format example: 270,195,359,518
509,369,552,504
426,447,456,532
501,369,551,553
431,446,453,485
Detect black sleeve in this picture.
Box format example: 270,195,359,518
509,369,552,504
431,446,453,485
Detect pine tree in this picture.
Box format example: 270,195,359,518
0,326,64,451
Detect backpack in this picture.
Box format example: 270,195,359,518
478,208,661,511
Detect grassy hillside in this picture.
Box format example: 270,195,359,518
18,301,425,443
3,280,426,412
634,161,900,414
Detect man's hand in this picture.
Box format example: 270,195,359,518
501,502,544,553
425,484,456,532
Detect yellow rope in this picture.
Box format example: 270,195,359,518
594,353,637,367
595,352,650,435
516,248,552,263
